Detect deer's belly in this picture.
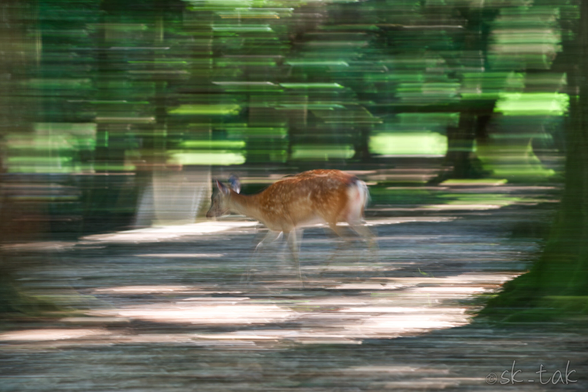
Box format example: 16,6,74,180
294,215,326,228
263,213,325,232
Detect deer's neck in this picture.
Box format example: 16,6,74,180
228,192,264,222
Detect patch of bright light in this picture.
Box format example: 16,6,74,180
495,92,569,116
370,132,447,156
409,286,487,294
94,285,191,294
179,140,246,149
357,313,469,333
169,151,246,166
290,144,355,160
93,304,295,325
168,104,241,115
136,253,224,258
81,221,258,243
440,179,508,186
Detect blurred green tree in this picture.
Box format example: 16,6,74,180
482,0,588,322
0,0,60,314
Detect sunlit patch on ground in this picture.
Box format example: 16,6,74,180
54,269,517,345
81,221,259,243
93,285,196,294
0,270,517,347
91,303,294,326
364,217,456,226
135,253,224,258
351,310,470,335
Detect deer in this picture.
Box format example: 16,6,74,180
206,169,374,283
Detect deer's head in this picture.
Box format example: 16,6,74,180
206,175,240,218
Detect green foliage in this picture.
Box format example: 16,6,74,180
1,0,571,174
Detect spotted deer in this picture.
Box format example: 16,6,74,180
206,170,374,281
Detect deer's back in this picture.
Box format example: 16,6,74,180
255,170,361,231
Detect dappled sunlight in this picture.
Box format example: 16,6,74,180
0,268,517,348
0,169,558,391
1,184,568,391
76,216,458,248
94,285,197,294
21,270,514,346
328,281,404,290
136,253,224,258
81,300,473,343
410,286,487,294
81,221,259,243
0,198,537,351
304,265,396,274
73,217,461,247
355,311,469,335
364,217,456,226
91,303,295,326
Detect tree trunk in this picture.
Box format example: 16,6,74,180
0,0,59,315
481,1,588,321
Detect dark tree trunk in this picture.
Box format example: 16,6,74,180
481,1,588,321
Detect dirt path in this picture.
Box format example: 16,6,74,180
1,185,586,391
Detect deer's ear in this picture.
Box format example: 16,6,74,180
215,180,230,195
228,175,241,194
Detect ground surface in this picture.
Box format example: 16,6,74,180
1,184,586,391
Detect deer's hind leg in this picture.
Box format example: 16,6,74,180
338,208,378,263
349,220,376,247
348,219,379,275
318,222,355,276
343,196,376,248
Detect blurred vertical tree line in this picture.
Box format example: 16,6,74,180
0,0,586,318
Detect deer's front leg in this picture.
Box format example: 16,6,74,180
287,228,304,285
242,230,283,283
255,230,283,252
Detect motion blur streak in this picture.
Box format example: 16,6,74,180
1,1,585,391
